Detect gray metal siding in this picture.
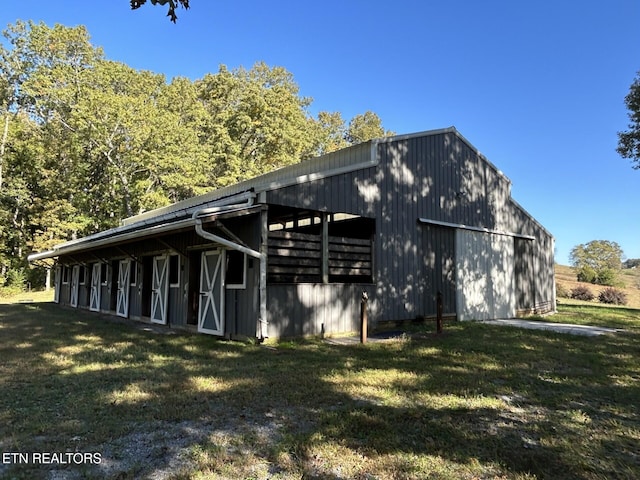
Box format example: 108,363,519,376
267,130,547,324
507,201,555,314
76,267,88,308
51,128,555,335
225,259,260,337
168,255,186,327
421,225,456,315
267,283,373,338
126,141,375,225
54,213,264,336
266,167,379,217
129,262,142,318
59,276,70,305
514,238,536,311
99,263,111,312
374,133,498,322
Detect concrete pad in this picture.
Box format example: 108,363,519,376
481,319,623,336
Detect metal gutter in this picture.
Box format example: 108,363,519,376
27,192,257,262
27,217,198,262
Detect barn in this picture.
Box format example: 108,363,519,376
28,127,556,339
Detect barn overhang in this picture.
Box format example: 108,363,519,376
28,205,264,262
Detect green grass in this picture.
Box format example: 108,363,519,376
1,301,639,479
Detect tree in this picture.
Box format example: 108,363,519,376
0,21,103,284
0,19,394,291
569,240,624,286
130,0,190,23
196,62,317,186
617,70,640,169
345,111,394,145
310,111,349,155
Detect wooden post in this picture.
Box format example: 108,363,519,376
360,291,368,343
436,291,443,334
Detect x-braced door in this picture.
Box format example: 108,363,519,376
151,255,169,324
70,265,80,307
89,263,101,312
198,250,226,335
116,259,131,318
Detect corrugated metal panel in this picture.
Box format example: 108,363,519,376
125,142,375,225
78,269,89,308
267,283,373,337
167,254,186,327
514,238,535,312
129,262,142,318
264,130,534,324
456,230,515,321
51,128,555,334
421,225,456,315
266,166,379,216
225,261,260,337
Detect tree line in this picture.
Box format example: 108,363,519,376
0,20,392,290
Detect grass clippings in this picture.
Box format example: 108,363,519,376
1,300,639,479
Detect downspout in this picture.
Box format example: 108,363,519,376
191,195,269,339
191,198,262,260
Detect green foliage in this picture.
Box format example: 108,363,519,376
596,268,620,287
570,240,624,286
570,285,595,301
0,21,392,288
4,267,25,288
624,258,640,269
598,287,628,305
576,265,597,283
197,63,318,186
617,70,640,169
345,111,394,145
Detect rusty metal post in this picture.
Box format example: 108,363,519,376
360,291,368,343
436,290,443,334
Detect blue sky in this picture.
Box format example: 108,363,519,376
3,1,640,263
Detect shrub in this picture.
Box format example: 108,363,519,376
570,285,595,301
598,287,628,305
556,283,570,298
576,266,597,283
596,268,618,287
0,285,25,298
5,268,26,288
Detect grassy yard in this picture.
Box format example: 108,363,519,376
1,301,639,479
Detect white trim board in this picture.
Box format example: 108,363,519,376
418,218,535,240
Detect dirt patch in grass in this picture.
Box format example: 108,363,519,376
1,301,639,479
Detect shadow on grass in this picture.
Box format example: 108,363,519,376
1,303,639,479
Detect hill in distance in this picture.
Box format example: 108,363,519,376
555,264,640,309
